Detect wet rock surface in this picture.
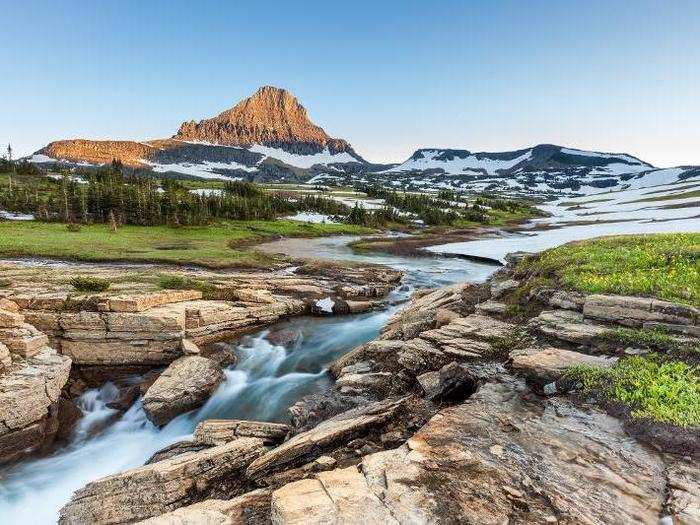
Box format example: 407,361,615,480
0,314,71,463
142,356,224,426
274,378,671,524
59,437,268,524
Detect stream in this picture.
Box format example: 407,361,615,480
0,236,498,524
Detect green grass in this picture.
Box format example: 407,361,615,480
566,355,700,427
0,220,373,268
516,233,700,307
601,327,700,356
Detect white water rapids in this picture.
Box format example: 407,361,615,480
0,244,497,524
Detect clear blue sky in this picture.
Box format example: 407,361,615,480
2,0,699,166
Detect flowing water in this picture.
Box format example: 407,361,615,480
0,237,498,524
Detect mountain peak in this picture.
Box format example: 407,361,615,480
174,86,356,156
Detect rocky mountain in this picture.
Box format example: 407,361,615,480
362,144,687,198
174,86,359,158
32,86,368,181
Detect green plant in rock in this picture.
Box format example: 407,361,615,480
600,327,700,356
158,274,198,290
68,276,110,293
487,330,530,355
566,355,700,427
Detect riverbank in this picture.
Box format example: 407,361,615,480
0,236,499,523
1,233,698,523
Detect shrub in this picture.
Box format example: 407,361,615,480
66,223,82,232
157,274,217,297
68,276,110,293
158,274,197,290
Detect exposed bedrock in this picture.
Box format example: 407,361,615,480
44,260,700,523
0,299,72,463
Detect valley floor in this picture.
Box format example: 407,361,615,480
0,220,372,269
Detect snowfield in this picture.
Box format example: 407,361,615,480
283,212,338,224
147,160,253,180
426,175,700,262
248,145,359,169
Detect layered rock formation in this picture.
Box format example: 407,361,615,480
0,300,71,463
56,256,699,524
175,86,358,157
34,86,365,175
58,437,267,524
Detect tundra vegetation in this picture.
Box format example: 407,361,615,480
514,233,699,307
511,234,700,429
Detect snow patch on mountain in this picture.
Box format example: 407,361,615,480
248,145,359,169
384,149,532,175
146,160,254,179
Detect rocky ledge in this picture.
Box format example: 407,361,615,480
0,299,72,463
55,253,699,524
0,260,401,463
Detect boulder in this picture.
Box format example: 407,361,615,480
474,300,508,315
138,489,271,525
142,356,224,426
0,323,49,357
271,467,399,525
194,419,290,446
583,294,699,327
345,300,374,314
59,437,267,524
529,309,608,345
510,346,617,393
381,283,479,340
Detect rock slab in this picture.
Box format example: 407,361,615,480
142,356,224,426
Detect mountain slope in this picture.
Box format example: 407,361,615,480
361,144,686,197
385,144,653,177
32,86,366,180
